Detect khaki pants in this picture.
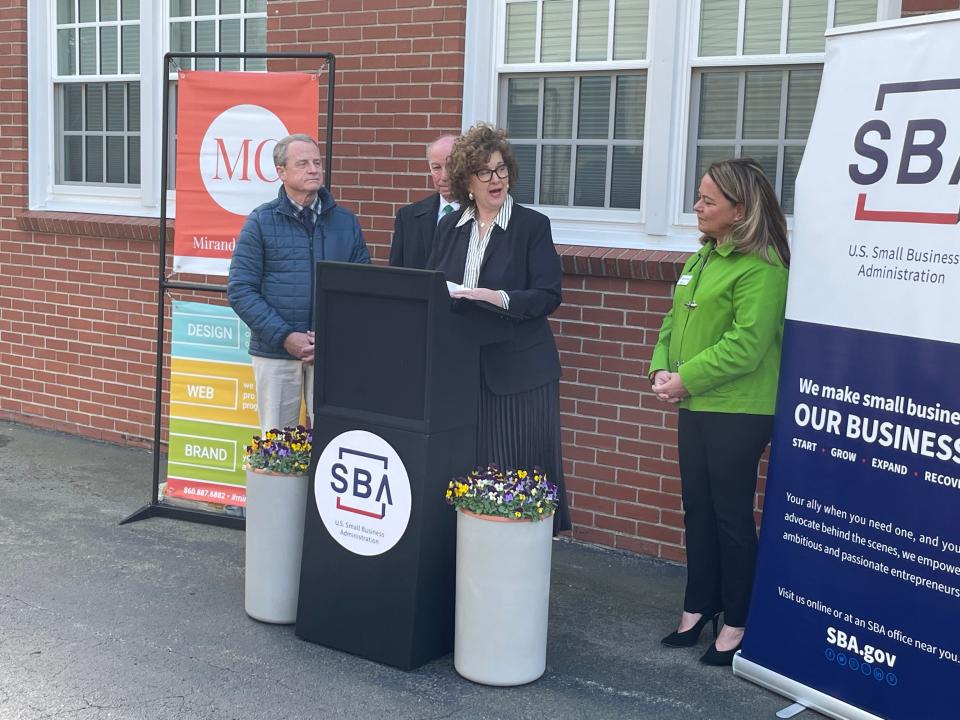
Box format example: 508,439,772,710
251,356,314,433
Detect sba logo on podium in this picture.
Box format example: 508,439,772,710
314,430,411,556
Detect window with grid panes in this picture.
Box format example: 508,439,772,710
687,0,883,214
55,0,141,185
499,0,647,210
50,0,267,191
169,0,267,72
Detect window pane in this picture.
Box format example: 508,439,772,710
743,71,781,139
58,0,76,23
106,82,124,131
505,2,536,64
121,24,138,73
574,146,607,206
196,20,216,70
506,78,540,139
788,0,827,53
700,0,738,57
128,83,140,131
106,136,125,183
86,136,104,182
121,0,138,20
64,85,84,131
246,0,267,11
786,69,821,138
221,0,241,12
245,18,266,70
614,0,648,60
611,146,642,209
744,0,782,55
85,84,103,130
835,0,876,26
170,22,191,53
543,77,574,139
79,27,97,74
65,136,84,181
698,72,738,140
746,146,779,193
781,146,804,214
101,0,118,22
220,19,242,70
511,145,536,204
100,25,117,74
58,29,76,75
198,0,217,14
578,76,611,139
690,145,735,209
541,0,572,63
170,0,191,17
540,145,571,205
614,75,645,140
577,0,608,61
129,135,141,184
79,0,97,23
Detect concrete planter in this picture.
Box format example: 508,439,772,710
454,508,554,686
244,468,309,624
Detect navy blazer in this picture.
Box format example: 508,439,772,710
428,202,563,395
389,193,441,269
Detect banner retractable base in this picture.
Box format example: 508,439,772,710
733,655,883,720
120,503,243,530
776,702,808,719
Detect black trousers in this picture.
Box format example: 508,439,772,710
677,409,773,627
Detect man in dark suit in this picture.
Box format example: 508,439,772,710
388,134,459,269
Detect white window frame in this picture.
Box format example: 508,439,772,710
464,0,902,250
27,0,267,219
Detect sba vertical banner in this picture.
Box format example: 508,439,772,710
173,70,319,275
736,13,960,720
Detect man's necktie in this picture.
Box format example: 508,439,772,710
301,208,315,237
442,204,454,216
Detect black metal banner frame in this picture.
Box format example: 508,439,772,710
121,51,336,529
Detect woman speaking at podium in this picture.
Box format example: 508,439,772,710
428,123,570,533
649,158,789,665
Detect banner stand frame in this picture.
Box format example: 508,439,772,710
121,51,337,530
733,655,884,720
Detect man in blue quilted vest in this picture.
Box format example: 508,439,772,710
228,134,370,433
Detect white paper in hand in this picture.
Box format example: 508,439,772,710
446,281,465,295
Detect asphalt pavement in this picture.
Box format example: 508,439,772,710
0,421,822,720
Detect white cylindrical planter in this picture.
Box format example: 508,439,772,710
454,508,554,686
244,468,309,624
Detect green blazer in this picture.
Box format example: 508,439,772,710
649,240,788,415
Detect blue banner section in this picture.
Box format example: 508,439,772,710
743,319,960,719
171,301,251,364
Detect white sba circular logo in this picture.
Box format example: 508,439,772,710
314,430,412,556
199,104,288,216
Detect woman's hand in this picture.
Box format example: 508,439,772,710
651,371,688,404
450,287,505,308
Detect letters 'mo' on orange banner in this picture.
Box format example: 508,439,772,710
173,70,320,275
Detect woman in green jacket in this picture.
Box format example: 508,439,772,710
650,158,789,666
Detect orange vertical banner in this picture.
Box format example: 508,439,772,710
173,70,320,275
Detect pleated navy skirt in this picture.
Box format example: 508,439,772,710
477,378,571,534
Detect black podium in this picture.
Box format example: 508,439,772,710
295,262,511,670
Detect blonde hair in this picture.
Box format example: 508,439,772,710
704,158,790,268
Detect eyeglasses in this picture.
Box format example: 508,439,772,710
473,164,509,182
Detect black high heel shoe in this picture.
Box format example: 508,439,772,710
700,639,743,666
660,611,720,648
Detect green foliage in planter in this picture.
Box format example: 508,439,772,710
445,465,558,521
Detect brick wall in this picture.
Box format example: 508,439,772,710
0,0,952,563
902,0,959,13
